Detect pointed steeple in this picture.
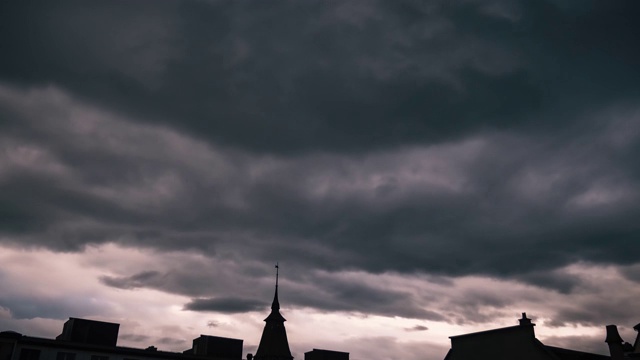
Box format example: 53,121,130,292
271,263,280,311
254,264,293,360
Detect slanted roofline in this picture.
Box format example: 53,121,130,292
450,313,535,339
449,324,534,339
306,349,349,355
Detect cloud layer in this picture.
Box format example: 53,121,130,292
1,1,640,360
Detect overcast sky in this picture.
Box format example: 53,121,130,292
1,1,640,360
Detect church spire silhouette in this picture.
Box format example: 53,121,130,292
254,263,293,360
272,263,280,312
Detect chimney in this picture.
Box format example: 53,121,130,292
519,313,533,326
605,325,625,360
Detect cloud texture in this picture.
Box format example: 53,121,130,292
1,1,640,360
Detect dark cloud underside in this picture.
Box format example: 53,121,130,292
184,297,266,314
1,1,639,154
0,0,639,333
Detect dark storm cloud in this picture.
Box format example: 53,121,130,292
100,271,163,290
2,1,638,154
1,0,640,330
184,297,266,313
1,82,640,285
284,271,446,320
98,263,246,298
547,302,633,329
0,0,525,153
618,264,640,283
97,259,443,319
516,270,583,294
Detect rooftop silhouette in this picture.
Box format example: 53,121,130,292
253,264,293,360
444,313,612,360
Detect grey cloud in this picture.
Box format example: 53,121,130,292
619,264,640,283
184,297,266,314
516,270,583,294
96,263,444,321
100,271,163,290
405,325,429,332
2,83,640,286
119,334,151,343
547,306,631,329
282,273,446,321
543,275,640,329
443,293,513,325
299,273,446,321
157,337,187,346
0,296,112,321
4,1,637,154
0,0,640,334
94,256,282,302
541,335,609,356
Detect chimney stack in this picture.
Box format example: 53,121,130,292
519,313,533,326
605,325,625,360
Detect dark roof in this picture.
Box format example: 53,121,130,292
0,331,22,340
305,349,349,355
444,342,610,360
265,286,286,323
445,320,610,360
448,324,534,339
5,335,219,360
544,345,610,360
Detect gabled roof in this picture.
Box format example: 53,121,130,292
445,314,610,360
448,324,533,339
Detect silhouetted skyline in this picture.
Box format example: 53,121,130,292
1,1,640,360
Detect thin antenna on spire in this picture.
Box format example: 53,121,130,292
270,263,281,311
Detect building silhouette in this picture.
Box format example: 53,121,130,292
0,265,349,360
304,349,348,360
444,313,609,360
2,300,638,360
186,336,243,360
251,264,293,360
0,317,243,360
56,318,119,347
604,323,640,360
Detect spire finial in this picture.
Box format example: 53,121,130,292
271,263,280,311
